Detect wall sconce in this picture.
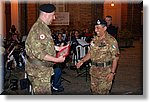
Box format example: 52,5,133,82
111,1,115,7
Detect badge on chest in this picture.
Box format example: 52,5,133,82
99,40,107,47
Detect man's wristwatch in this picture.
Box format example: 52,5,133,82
110,72,116,75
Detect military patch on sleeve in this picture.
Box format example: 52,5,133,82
39,34,46,40
112,42,118,49
112,45,116,49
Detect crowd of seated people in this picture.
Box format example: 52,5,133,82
2,26,27,92
4,25,25,70
81,28,93,43
3,26,94,93
48,29,94,67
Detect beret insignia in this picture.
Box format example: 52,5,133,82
97,20,101,25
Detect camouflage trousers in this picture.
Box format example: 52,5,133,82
90,65,112,95
25,60,54,95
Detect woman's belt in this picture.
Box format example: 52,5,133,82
92,60,112,67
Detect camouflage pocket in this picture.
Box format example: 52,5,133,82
90,66,111,79
26,60,54,78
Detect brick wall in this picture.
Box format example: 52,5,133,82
121,3,128,30
132,3,142,37
68,3,93,31
24,2,142,38
54,3,93,31
68,3,80,30
25,3,103,32
68,3,103,32
79,4,92,30
121,3,142,38
27,4,38,32
127,3,142,38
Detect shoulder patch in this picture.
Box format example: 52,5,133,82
112,44,116,49
112,42,118,49
39,34,46,40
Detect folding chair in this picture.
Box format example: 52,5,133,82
81,37,86,41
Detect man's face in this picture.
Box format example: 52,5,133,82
105,17,112,26
95,25,106,35
47,12,56,25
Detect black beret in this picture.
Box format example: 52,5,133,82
95,19,107,26
39,4,56,13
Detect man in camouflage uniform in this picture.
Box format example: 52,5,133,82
76,19,120,95
25,4,65,95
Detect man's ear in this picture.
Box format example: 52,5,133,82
104,26,107,31
42,12,48,19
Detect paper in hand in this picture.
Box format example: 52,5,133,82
56,44,70,58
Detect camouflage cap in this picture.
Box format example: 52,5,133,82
39,4,56,13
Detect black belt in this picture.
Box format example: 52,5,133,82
27,57,54,67
92,61,112,67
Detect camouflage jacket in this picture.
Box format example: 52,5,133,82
90,32,119,63
25,18,56,63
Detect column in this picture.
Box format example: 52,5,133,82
11,0,19,31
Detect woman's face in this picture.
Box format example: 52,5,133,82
58,34,62,40
75,31,79,37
